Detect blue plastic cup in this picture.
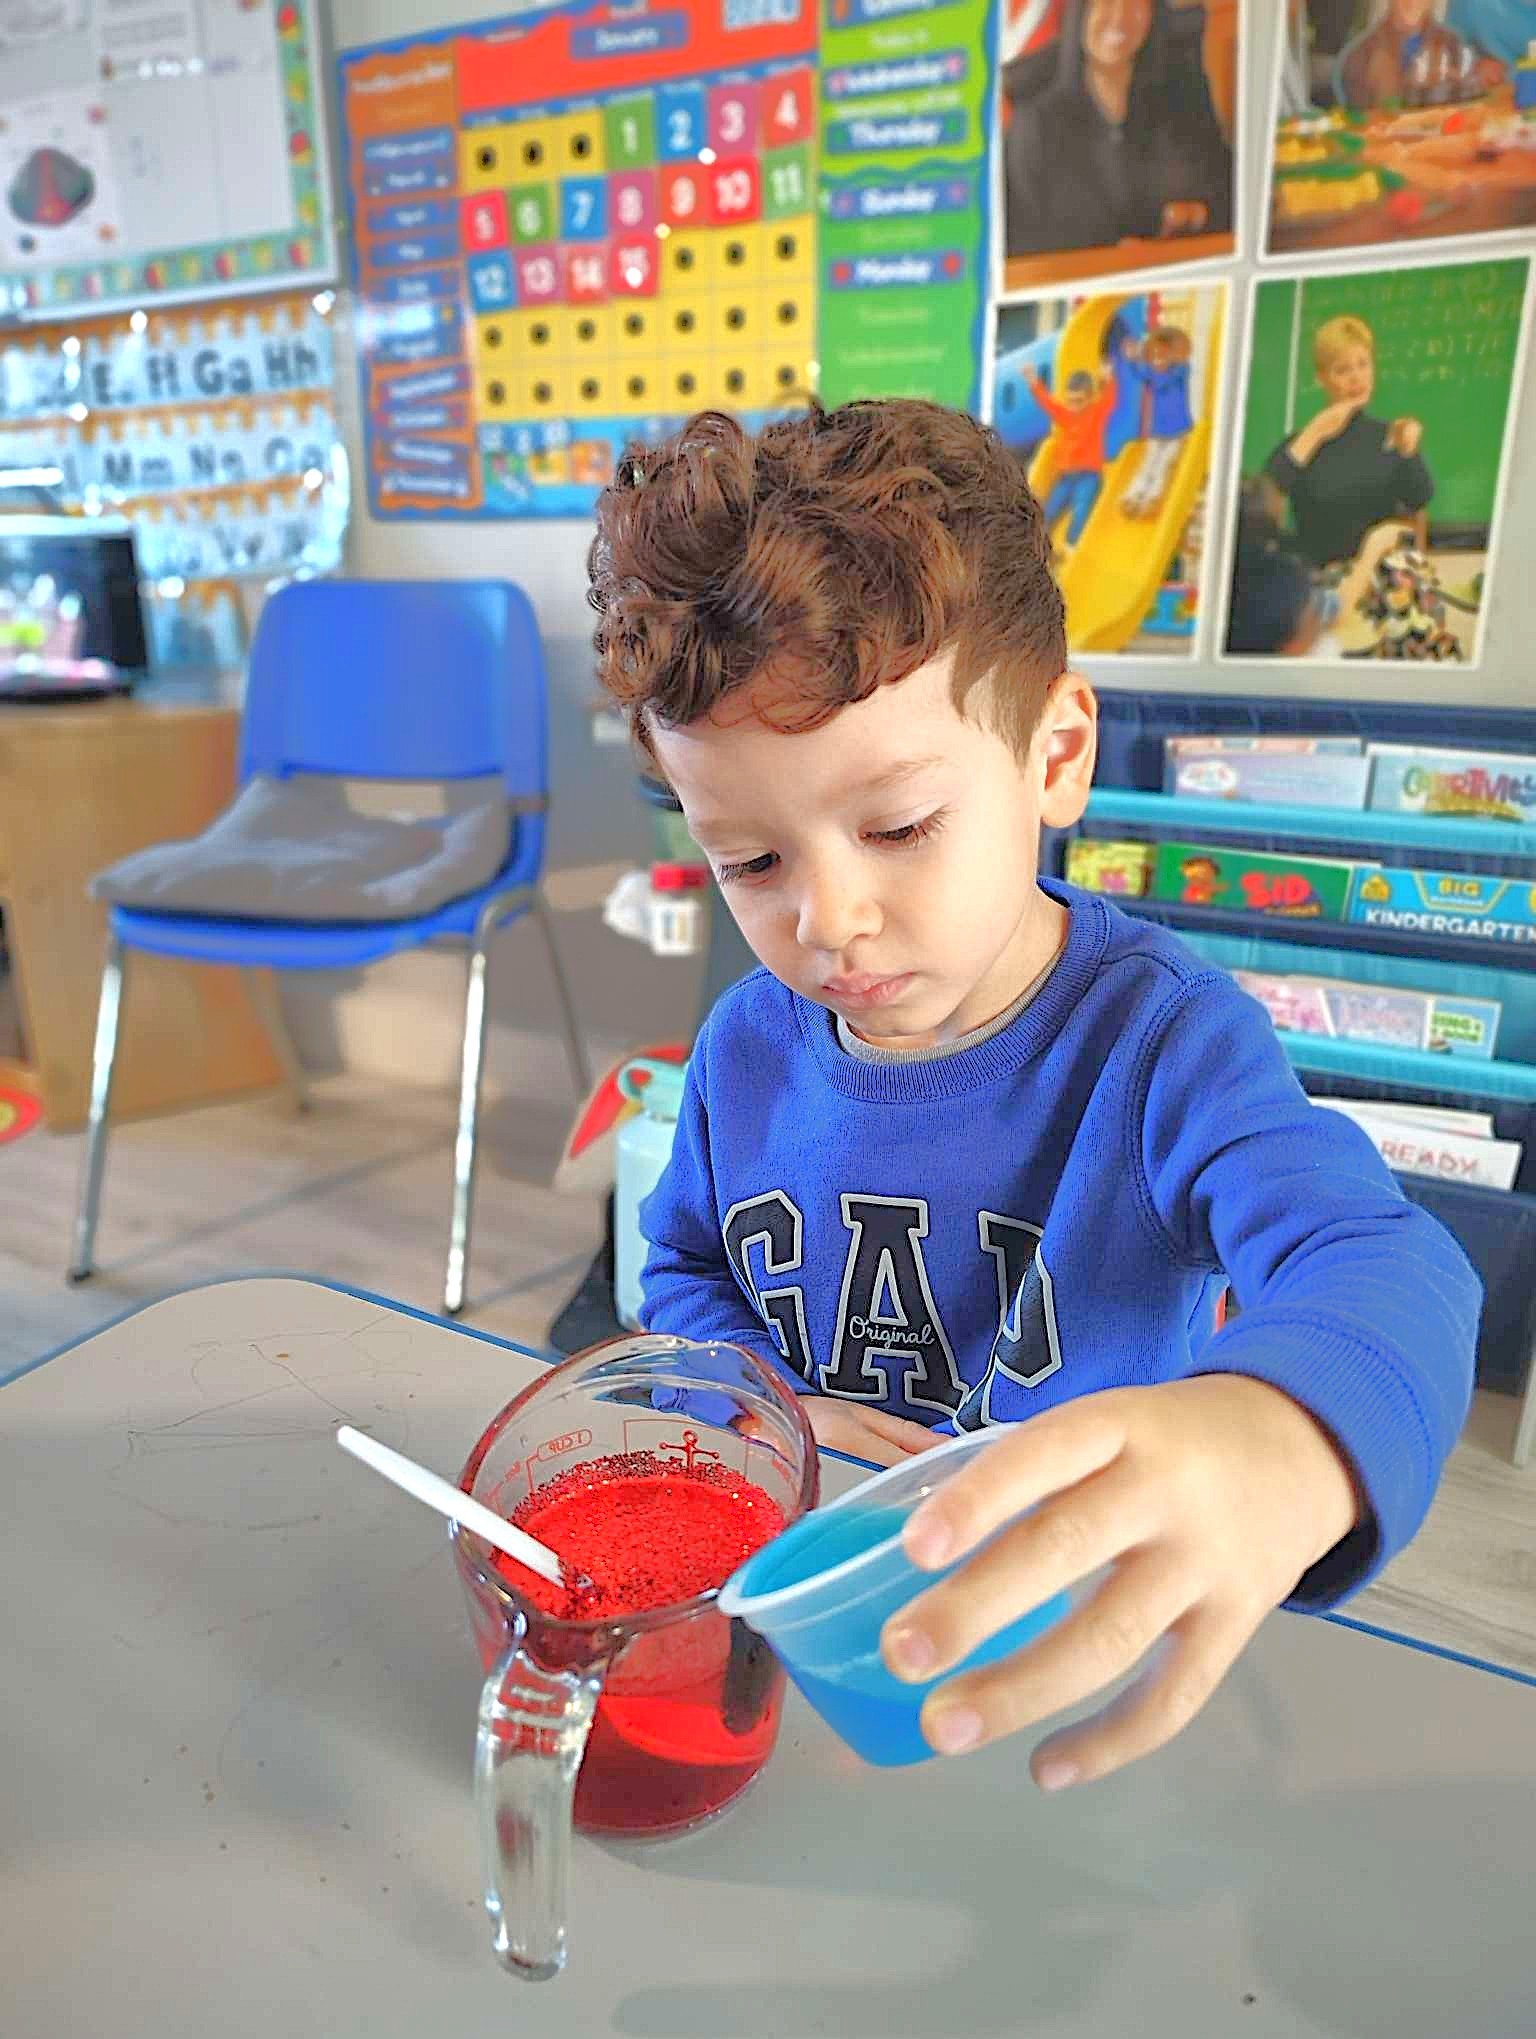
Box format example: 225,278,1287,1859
717,1431,1071,1767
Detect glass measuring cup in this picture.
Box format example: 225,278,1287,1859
451,1334,819,1981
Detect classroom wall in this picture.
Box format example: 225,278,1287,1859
297,0,1536,1087
324,0,1536,704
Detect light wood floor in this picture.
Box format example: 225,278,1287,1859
0,1074,602,1369
5,1074,1534,1680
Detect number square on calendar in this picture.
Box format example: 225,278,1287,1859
762,67,813,145
707,156,763,228
508,184,555,245
460,191,508,252
708,81,759,153
610,237,659,298
514,245,563,304
564,243,611,303
761,144,810,222
560,175,609,241
657,81,707,160
609,168,658,236
466,251,517,313
605,93,656,169
660,162,707,230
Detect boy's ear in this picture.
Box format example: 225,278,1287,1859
1036,670,1098,831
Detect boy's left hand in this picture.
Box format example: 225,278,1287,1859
882,1375,1360,1787
806,1395,944,1467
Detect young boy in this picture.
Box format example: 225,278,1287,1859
588,401,1479,1794
1025,365,1116,550
1118,326,1193,520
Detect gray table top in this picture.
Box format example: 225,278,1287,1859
3,1276,1533,2039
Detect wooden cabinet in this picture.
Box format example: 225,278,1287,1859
0,691,281,1130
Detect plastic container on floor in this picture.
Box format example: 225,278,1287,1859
613,1056,687,1330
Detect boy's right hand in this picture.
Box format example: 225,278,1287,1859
806,1396,945,1467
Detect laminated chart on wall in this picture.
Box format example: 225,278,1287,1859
1,0,334,320
0,292,348,580
337,0,997,519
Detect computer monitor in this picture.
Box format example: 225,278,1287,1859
0,515,148,699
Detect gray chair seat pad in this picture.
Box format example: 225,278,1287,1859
91,774,514,923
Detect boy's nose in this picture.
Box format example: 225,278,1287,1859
795,867,878,955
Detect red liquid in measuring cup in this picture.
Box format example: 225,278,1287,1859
492,1452,789,1835
500,1451,786,1620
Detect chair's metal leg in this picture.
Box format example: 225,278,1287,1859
444,938,491,1318
68,934,125,1284
242,968,308,1114
533,895,592,1097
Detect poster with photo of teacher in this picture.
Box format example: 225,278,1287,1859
1000,0,1239,291
1265,1,1536,260
1219,255,1531,666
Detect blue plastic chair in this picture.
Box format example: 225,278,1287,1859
68,578,592,1315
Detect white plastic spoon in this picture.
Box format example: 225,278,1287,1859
336,1424,566,1587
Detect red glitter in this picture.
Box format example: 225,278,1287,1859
493,1450,785,1621
471,1451,792,1834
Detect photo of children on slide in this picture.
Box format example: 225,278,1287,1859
1267,0,1536,257
1000,0,1237,290
991,281,1226,655
1222,255,1530,665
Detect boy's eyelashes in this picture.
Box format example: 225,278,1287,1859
712,809,949,888
874,809,948,852
714,853,777,886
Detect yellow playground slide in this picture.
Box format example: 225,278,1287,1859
1028,291,1224,655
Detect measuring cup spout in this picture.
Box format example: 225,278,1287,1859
474,1630,605,1982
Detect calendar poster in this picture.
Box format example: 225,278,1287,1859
338,0,998,519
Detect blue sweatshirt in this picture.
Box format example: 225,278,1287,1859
640,883,1480,1609
1122,354,1194,440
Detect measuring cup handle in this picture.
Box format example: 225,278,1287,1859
474,1636,604,1982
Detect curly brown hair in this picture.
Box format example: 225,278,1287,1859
587,400,1066,757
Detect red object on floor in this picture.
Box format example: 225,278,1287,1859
554,1040,690,1192
0,1083,42,1145
651,861,711,891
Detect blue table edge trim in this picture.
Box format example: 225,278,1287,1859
11,1270,1533,1693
